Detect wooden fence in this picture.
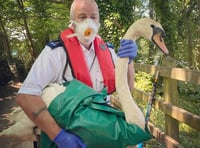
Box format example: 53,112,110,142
133,56,200,148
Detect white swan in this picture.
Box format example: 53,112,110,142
0,18,168,140
115,18,168,130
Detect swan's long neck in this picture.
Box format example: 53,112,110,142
123,24,139,40
115,22,145,130
123,18,154,41
116,18,166,130
115,57,145,130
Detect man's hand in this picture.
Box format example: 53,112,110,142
117,39,138,63
53,129,86,148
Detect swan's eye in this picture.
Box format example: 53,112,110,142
150,24,155,28
152,26,166,39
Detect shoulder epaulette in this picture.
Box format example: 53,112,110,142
46,40,62,49
106,42,114,49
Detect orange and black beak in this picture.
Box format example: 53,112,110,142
151,26,169,55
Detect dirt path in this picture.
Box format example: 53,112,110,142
0,83,21,148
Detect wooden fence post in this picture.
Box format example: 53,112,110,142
162,56,179,141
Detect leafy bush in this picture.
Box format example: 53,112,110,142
135,72,153,92
178,81,200,102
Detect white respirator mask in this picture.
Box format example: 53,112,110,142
69,18,100,45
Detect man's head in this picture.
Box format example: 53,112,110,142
69,0,100,47
70,0,99,23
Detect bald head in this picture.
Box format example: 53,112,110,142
70,0,99,23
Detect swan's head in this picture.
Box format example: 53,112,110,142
123,18,169,55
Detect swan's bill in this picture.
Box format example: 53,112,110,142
152,32,169,55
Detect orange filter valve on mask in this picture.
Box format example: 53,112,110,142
73,18,100,44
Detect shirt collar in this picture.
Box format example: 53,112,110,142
80,42,95,53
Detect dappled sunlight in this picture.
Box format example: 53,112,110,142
0,84,19,132
179,123,200,147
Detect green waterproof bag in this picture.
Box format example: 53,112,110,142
40,79,152,148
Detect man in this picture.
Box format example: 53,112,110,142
16,0,137,147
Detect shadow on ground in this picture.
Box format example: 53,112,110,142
0,83,21,148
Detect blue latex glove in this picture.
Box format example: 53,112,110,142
53,129,86,148
117,39,138,63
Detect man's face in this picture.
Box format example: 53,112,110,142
73,1,99,24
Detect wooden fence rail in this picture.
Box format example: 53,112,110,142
133,56,200,148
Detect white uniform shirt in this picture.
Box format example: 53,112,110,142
18,42,117,96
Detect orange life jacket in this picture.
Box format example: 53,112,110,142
60,28,115,94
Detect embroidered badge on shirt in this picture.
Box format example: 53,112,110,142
100,44,107,50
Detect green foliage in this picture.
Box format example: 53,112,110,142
135,38,159,64
154,0,200,70
135,72,153,92
176,0,200,70
0,0,70,71
29,0,69,56
178,82,200,103
1,0,199,71
97,0,138,48
178,82,200,123
179,123,200,147
153,0,179,57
